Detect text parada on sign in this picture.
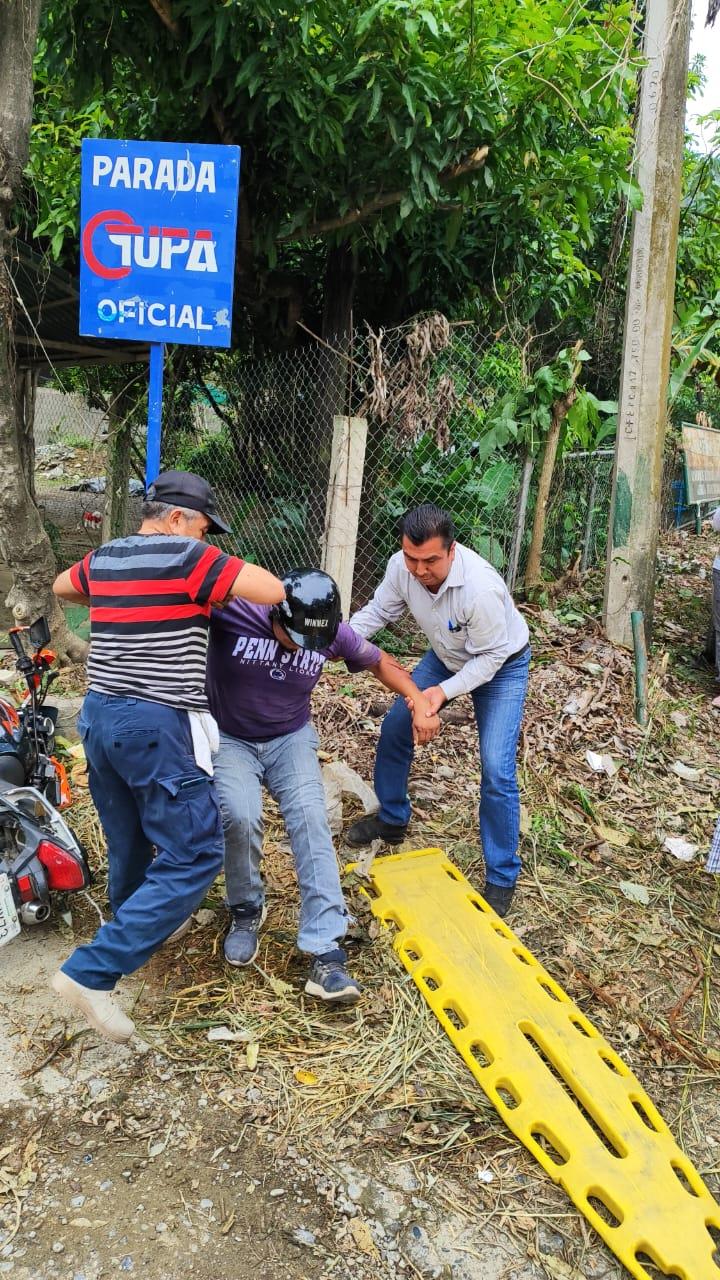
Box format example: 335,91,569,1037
91,154,217,193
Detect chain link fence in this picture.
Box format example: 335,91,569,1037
32,386,140,568
24,318,719,596
167,343,341,577
151,318,611,604
349,319,522,602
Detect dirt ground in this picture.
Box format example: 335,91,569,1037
0,933,371,1280
0,930,547,1280
1,526,719,1280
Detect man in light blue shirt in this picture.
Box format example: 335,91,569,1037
347,503,530,917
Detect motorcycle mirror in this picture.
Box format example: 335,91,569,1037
28,617,51,650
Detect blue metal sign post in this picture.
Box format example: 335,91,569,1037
146,343,165,488
79,139,241,485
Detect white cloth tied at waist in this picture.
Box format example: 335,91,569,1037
188,710,219,776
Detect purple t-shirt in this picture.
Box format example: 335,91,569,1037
206,600,381,741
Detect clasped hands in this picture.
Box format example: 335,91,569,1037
405,684,446,745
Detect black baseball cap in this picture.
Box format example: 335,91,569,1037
145,470,232,535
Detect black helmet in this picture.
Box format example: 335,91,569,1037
273,568,341,651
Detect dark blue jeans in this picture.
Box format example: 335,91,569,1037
62,692,224,990
375,647,530,889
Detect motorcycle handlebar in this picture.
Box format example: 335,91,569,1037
8,629,27,660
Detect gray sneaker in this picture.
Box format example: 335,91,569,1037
224,904,267,967
305,949,362,1004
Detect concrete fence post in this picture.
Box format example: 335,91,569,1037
322,414,368,617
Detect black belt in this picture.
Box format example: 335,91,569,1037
503,643,531,666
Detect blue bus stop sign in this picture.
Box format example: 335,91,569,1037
79,139,240,348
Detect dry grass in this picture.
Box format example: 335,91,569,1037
58,526,720,1275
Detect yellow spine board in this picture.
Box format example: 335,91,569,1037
368,848,720,1280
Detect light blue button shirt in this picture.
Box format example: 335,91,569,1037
350,543,529,700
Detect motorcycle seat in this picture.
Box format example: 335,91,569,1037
0,754,25,787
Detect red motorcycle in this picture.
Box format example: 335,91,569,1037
0,617,90,949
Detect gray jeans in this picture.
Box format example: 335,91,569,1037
213,723,348,954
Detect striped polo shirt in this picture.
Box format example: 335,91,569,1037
69,535,244,709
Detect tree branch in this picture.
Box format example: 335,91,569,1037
278,145,489,241
148,0,180,38
210,101,235,146
197,377,240,435
524,340,585,592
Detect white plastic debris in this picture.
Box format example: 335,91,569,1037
585,750,618,777
322,761,377,835
207,1026,252,1043
662,836,698,862
352,838,384,881
671,761,703,782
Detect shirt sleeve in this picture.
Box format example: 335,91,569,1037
712,508,720,533
328,623,382,672
186,545,245,605
439,587,513,700
349,557,406,638
69,552,93,596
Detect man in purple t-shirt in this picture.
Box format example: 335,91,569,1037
207,568,440,1003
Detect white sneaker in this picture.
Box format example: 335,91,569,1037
50,970,135,1043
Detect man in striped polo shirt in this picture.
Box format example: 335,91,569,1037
49,470,284,1043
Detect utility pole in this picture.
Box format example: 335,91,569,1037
603,0,692,648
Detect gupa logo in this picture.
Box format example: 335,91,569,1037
82,210,218,280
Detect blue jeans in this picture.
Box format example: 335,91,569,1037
62,692,224,990
213,723,348,955
375,648,530,889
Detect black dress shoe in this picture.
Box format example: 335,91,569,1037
345,813,408,847
483,881,516,918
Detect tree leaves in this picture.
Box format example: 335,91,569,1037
418,9,439,38
31,0,645,338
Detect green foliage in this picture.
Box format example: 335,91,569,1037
478,347,617,459
31,0,641,343
542,466,609,574
364,338,618,579
666,103,720,405
229,498,313,574
172,409,322,573
670,369,720,432
25,84,112,258
670,297,720,407
174,429,237,480
370,428,520,572
676,113,720,313
57,433,92,450
24,38,161,260
370,626,411,657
